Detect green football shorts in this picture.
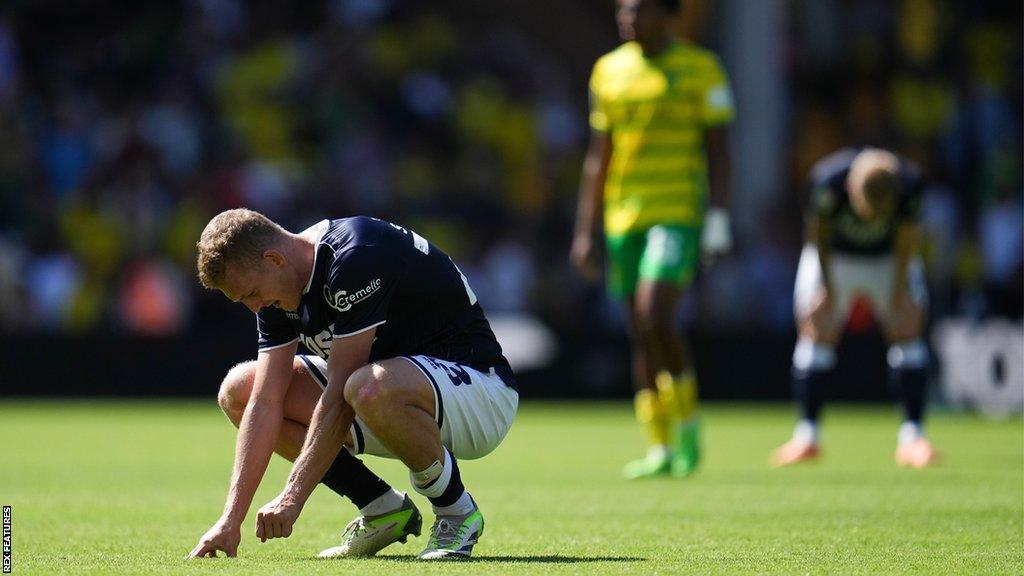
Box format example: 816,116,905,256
605,224,701,299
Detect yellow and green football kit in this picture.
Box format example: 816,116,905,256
590,39,734,479
589,40,734,298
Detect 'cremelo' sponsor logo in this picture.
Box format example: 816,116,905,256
324,278,383,312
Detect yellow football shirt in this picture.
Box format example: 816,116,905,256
589,40,734,236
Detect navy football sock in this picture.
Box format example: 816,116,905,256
793,367,832,424
320,449,392,509
889,367,927,425
427,449,466,509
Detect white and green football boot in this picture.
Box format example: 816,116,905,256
417,499,484,560
317,493,422,558
622,446,672,479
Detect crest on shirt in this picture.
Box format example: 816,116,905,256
324,278,383,313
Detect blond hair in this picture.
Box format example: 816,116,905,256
196,209,287,288
849,148,901,211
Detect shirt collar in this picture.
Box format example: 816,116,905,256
302,220,330,295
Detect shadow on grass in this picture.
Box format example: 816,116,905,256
373,555,644,563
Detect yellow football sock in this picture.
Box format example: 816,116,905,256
634,388,670,448
656,369,699,422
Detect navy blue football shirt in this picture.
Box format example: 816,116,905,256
256,217,515,388
808,148,923,255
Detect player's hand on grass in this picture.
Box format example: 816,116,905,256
570,233,601,280
188,518,240,558
255,493,302,542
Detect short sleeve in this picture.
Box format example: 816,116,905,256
324,246,402,338
588,63,611,133
257,308,299,351
701,54,735,127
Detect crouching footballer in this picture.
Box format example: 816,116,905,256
187,209,518,560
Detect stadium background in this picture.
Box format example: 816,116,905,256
0,0,1020,404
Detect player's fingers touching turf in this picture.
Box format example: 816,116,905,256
189,542,229,559
189,521,240,558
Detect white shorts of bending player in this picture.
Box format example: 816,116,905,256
794,244,928,325
300,354,519,461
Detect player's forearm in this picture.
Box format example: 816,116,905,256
281,397,354,506
575,157,606,240
575,134,611,240
222,400,283,525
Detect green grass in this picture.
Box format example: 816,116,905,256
0,401,1021,575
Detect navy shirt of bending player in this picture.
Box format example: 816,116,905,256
256,217,515,387
808,148,923,255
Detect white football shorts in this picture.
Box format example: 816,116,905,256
299,354,518,461
794,243,928,326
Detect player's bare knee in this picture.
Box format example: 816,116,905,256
341,365,368,406
796,318,818,340
218,361,255,422
887,320,923,344
797,311,835,344
894,308,924,342
345,364,393,417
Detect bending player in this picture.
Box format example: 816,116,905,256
571,0,734,479
772,148,937,468
188,209,518,559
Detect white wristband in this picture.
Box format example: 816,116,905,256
701,207,732,254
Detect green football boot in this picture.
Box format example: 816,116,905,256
317,493,422,558
670,419,701,477
418,497,484,560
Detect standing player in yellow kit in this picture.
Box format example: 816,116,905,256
571,0,734,479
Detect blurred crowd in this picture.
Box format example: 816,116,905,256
0,0,1019,338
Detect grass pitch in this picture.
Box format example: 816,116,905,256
1,400,1021,575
